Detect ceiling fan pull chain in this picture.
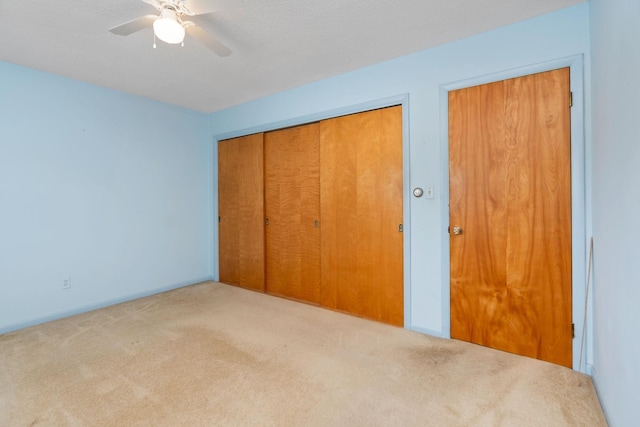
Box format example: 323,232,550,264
153,32,157,49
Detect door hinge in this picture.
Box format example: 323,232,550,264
398,224,403,232
218,216,221,223
265,218,269,225
569,92,573,108
572,323,575,339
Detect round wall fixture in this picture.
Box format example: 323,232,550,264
413,187,424,198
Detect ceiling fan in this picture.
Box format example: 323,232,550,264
109,0,235,56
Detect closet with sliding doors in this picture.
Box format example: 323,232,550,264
218,105,404,326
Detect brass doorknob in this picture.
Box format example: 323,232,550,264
452,226,463,235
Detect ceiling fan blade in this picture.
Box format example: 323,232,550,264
184,23,232,57
185,0,246,16
109,15,157,36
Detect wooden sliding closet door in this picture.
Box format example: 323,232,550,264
264,124,321,304
320,106,404,326
218,133,265,292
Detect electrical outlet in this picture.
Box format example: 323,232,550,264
62,277,71,290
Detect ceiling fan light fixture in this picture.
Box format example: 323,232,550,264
153,8,185,44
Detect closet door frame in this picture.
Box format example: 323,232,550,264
213,94,411,327
439,55,587,371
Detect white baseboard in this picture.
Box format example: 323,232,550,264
408,324,449,339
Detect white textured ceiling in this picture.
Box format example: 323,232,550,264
0,0,584,113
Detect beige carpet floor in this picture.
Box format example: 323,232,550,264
0,281,606,426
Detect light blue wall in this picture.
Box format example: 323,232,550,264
0,62,213,333
210,3,592,356
590,0,640,425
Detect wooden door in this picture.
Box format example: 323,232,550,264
218,133,265,292
449,68,572,367
320,106,404,326
264,124,321,304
